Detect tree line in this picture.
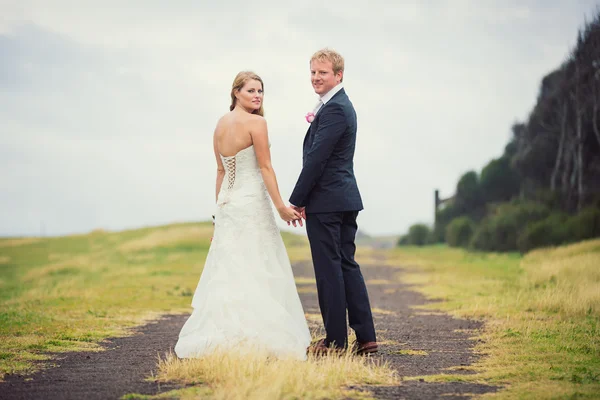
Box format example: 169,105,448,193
399,8,600,253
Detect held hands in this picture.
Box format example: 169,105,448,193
288,205,306,228
277,205,304,227
291,205,306,220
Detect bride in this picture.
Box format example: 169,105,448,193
174,71,312,360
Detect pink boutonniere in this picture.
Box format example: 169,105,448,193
305,112,315,123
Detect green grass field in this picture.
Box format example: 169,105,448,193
391,240,600,399
2,222,598,399
0,222,401,399
0,222,310,377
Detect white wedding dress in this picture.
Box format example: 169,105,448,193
174,145,311,360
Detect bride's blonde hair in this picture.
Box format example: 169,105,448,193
230,71,265,116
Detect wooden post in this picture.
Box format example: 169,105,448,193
434,189,440,224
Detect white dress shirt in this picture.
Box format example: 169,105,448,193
314,83,344,115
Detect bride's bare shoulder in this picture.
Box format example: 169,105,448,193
248,113,265,121
214,112,233,131
215,111,264,135
247,113,266,129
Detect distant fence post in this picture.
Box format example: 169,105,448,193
434,190,455,225
434,189,440,224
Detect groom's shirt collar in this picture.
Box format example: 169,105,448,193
320,83,344,105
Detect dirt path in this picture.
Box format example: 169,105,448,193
1,315,187,400
294,259,499,399
1,258,499,400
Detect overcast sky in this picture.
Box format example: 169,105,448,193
1,0,598,237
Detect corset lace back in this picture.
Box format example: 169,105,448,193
217,145,266,207
222,157,237,189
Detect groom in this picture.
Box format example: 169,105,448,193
290,48,377,355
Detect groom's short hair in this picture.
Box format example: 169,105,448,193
311,48,345,81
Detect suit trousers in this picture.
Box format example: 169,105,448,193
305,211,377,348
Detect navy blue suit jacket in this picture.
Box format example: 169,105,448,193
289,88,363,213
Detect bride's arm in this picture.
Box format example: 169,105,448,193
250,117,301,222
213,131,226,202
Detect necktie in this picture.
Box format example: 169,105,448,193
314,99,323,115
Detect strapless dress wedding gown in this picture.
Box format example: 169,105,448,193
174,145,311,360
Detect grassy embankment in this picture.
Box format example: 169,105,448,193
389,239,600,399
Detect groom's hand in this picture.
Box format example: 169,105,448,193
287,205,306,227
293,206,306,220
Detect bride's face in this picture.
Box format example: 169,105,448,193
236,79,263,112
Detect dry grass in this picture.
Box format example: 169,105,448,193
412,311,448,317
118,225,214,252
0,222,313,378
391,240,600,399
394,349,428,356
365,279,394,285
521,240,600,317
0,238,41,248
154,349,398,400
371,308,396,316
304,313,323,324
297,286,318,294
295,277,316,285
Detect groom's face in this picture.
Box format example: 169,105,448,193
310,60,342,96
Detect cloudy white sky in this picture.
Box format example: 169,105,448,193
1,0,598,237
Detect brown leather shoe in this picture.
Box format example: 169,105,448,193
307,339,345,356
352,341,378,356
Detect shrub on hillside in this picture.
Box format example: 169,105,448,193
527,188,565,210
397,235,409,246
445,217,476,248
432,203,459,243
470,200,550,252
406,224,431,246
470,222,493,251
566,207,600,242
517,213,571,253
516,207,600,253
430,223,446,244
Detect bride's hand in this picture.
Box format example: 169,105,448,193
277,206,302,224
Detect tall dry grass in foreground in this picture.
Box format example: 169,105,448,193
522,240,600,317
155,350,398,400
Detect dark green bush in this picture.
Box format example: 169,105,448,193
470,200,550,252
445,217,476,248
455,171,482,214
517,213,571,253
427,230,440,245
527,188,565,210
406,224,431,246
479,156,520,204
470,221,493,251
397,235,409,246
516,207,600,253
432,202,459,243
566,207,600,241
